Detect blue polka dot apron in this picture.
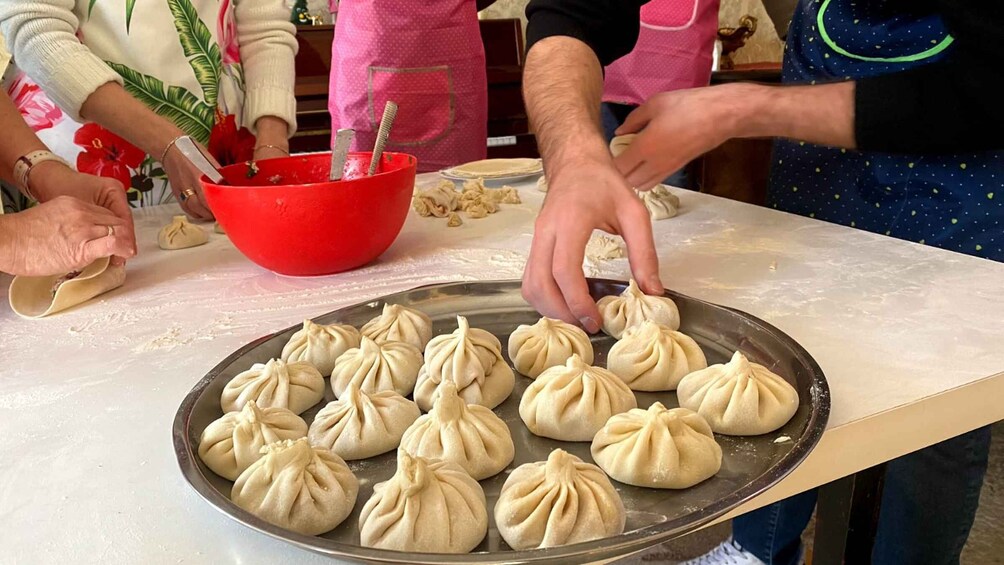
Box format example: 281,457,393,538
767,0,1003,261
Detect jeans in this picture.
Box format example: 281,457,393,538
733,426,992,565
600,102,689,188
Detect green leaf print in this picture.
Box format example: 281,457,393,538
167,0,223,108
125,0,137,32
105,61,214,144
87,0,98,17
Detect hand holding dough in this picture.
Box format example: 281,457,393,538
8,256,125,318
158,215,208,250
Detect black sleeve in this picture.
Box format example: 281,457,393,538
855,2,1004,154
525,0,646,66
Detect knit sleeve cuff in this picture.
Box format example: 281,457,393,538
46,50,123,123
243,82,298,137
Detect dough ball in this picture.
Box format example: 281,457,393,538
596,279,680,338
591,403,722,489
198,400,308,481
607,321,707,391
536,175,548,192
495,449,625,549
677,351,799,435
507,317,594,379
414,315,514,411
221,358,324,415
519,354,636,441
609,133,636,157
400,382,514,479
281,319,361,376
359,451,487,553
330,336,423,398
308,384,420,460
360,303,433,350
231,438,358,536
158,215,208,250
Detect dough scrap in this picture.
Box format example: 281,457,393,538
495,449,625,549
677,351,799,435
585,234,626,261
447,212,463,227
591,403,722,489
9,256,125,318
158,215,209,250
536,175,548,192
412,180,460,218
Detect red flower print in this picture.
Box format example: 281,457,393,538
74,123,146,188
7,73,63,132
218,0,240,65
208,111,256,166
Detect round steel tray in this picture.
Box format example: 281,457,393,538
173,279,830,564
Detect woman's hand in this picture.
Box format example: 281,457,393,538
162,138,216,220
0,196,135,277
29,161,137,266
252,116,290,161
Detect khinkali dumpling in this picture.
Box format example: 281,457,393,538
596,279,680,338
591,403,721,489
158,215,208,250
495,449,625,549
280,319,360,376
231,438,358,536
198,400,308,480
359,451,487,553
519,354,636,441
308,384,420,460
414,316,515,412
637,184,680,220
329,336,423,398
607,321,707,391
221,358,325,415
507,317,594,379
399,382,514,479
677,351,799,436
360,303,433,350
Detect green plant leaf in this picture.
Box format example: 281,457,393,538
125,0,136,32
167,0,222,107
106,61,213,143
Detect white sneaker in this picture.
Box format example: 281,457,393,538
679,538,767,565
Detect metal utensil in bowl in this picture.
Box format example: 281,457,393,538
329,128,355,181
367,101,398,176
175,136,226,185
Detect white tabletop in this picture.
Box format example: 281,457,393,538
1,175,1002,564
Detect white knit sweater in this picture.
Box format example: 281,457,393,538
0,0,298,135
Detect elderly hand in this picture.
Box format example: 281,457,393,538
163,138,217,220
613,85,748,191
0,196,135,277
30,161,137,267
522,152,663,333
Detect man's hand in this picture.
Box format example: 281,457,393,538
30,161,137,266
615,82,857,188
524,156,662,333
0,196,135,277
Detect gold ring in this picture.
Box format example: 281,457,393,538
107,225,114,237
179,188,197,203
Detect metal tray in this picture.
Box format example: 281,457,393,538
173,279,830,564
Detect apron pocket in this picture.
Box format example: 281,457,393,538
368,65,454,146
641,0,700,30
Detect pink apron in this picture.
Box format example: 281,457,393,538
329,0,488,172
603,0,720,105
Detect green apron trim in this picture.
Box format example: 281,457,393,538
817,0,954,63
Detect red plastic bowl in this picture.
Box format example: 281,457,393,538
202,152,417,276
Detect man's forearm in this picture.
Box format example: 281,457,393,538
80,83,184,161
739,81,856,148
523,36,610,171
